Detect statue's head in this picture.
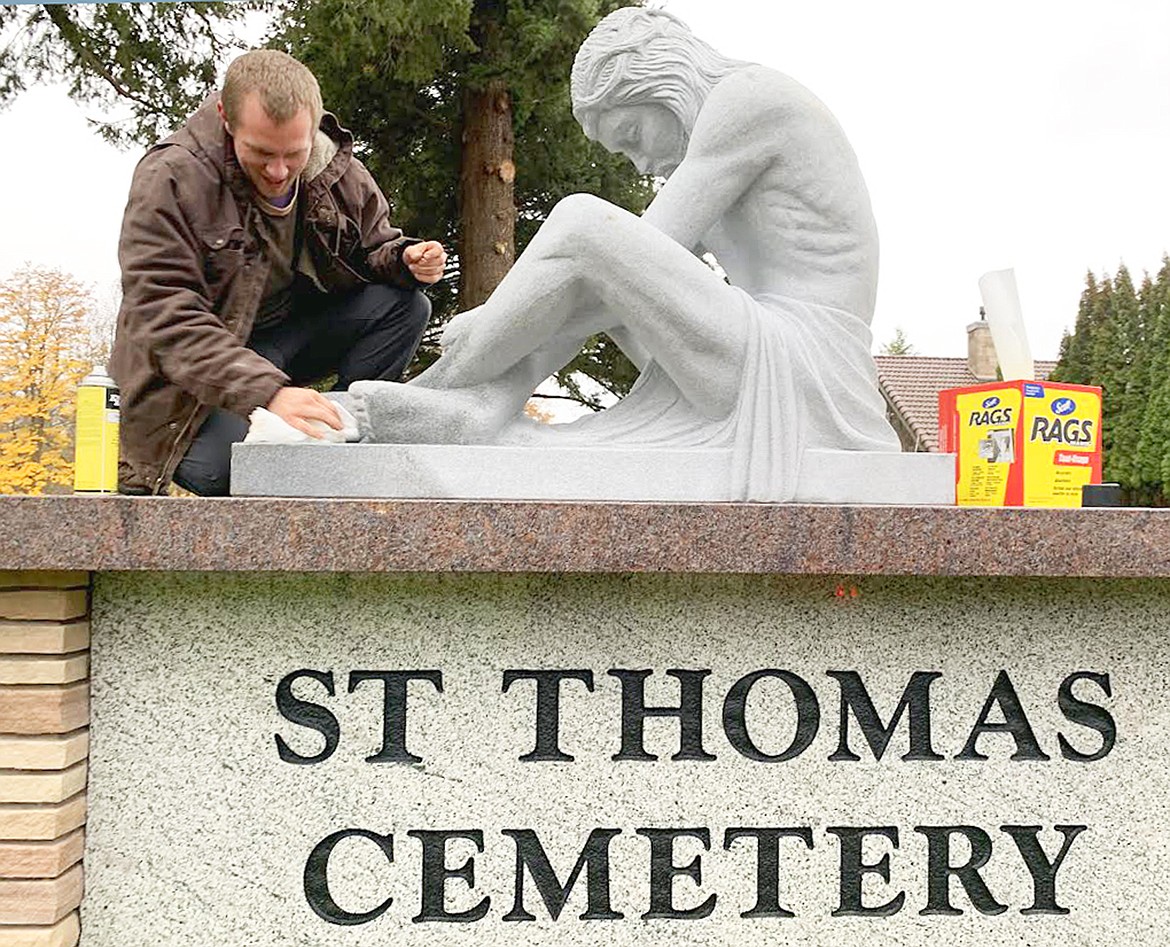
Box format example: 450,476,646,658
571,8,741,176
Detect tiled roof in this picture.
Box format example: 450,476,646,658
874,356,1057,452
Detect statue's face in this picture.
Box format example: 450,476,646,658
593,103,686,176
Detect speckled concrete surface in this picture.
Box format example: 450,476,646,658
4,495,1170,575
84,572,1170,945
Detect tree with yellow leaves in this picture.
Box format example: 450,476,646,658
0,267,94,494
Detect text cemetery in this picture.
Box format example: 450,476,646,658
274,666,1113,924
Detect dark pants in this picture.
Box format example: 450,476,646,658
173,284,430,496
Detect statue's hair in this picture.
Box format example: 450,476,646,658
221,49,323,130
571,8,746,138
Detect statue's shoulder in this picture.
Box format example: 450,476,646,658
709,65,823,111
701,65,845,140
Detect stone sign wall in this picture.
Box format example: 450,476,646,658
82,571,1168,945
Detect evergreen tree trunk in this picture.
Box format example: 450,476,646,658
457,79,516,310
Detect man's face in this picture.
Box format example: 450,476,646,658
594,103,686,177
220,92,314,200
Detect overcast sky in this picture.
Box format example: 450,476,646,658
0,0,1167,360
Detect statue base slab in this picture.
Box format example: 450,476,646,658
230,443,955,504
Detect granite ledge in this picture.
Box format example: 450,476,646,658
0,495,1167,577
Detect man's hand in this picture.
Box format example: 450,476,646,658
403,241,447,284
266,387,343,439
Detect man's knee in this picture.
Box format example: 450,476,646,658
172,459,230,497
171,408,245,497
332,285,433,386
363,284,431,339
401,288,431,340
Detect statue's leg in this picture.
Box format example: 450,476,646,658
351,193,749,442
417,193,749,418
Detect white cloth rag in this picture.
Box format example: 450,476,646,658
243,404,360,444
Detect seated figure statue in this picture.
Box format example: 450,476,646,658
348,7,901,502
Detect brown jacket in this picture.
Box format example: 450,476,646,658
110,96,420,494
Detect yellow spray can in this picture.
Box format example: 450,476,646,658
73,365,120,494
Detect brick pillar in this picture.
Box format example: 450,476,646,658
0,572,90,947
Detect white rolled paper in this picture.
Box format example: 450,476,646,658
978,268,1035,381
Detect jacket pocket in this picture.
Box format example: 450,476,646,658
308,196,366,273
201,226,248,290
305,226,367,293
335,214,364,259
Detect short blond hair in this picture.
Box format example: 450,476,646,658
221,49,323,129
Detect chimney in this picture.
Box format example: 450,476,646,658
967,308,997,381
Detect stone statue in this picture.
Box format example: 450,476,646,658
324,10,921,502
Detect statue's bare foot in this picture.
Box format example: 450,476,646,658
348,380,509,444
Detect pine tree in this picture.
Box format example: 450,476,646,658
1071,274,1122,480
1054,329,1073,370
0,268,93,494
1052,272,1101,386
1054,259,1170,505
880,328,915,355
1104,266,1144,491
1139,256,1170,496
1126,271,1160,501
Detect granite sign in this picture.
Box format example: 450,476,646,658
83,572,1163,946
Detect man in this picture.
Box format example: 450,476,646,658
110,49,446,495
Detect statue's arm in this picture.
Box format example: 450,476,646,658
642,71,783,250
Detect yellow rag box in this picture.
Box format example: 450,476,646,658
938,380,1102,507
